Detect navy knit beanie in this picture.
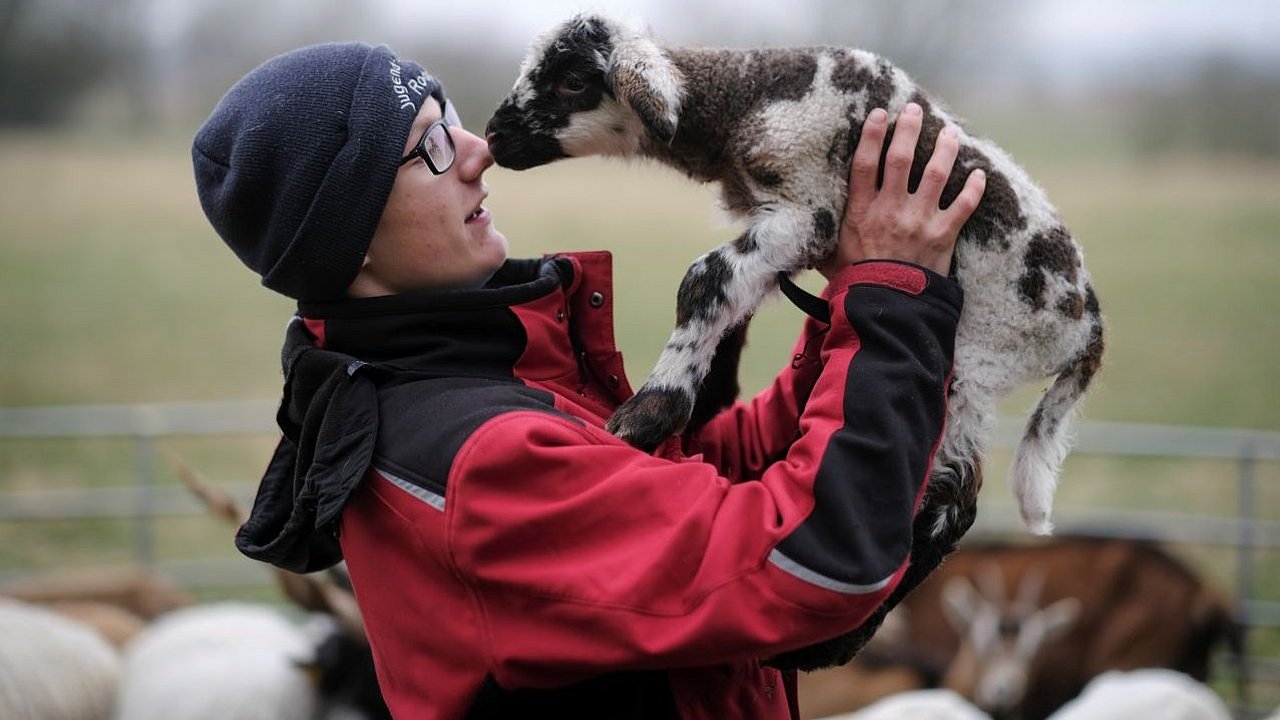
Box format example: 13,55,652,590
193,43,445,301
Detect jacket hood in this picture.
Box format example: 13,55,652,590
235,256,575,572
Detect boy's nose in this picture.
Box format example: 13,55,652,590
456,128,495,177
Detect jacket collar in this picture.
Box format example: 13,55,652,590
293,255,575,378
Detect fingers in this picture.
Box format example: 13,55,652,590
941,167,987,236
848,107,889,212
881,102,923,193
917,125,960,207
836,101,986,278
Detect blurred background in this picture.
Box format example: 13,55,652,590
1,0,1277,717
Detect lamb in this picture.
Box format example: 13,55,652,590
486,14,1105,549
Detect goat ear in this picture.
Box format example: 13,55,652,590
607,38,682,143
1040,597,1081,639
942,576,980,633
1017,597,1081,656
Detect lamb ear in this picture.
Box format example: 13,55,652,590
607,38,683,143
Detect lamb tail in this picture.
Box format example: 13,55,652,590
1011,313,1104,535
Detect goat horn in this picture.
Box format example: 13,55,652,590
173,457,249,526
173,457,369,644
318,578,367,643
274,570,367,644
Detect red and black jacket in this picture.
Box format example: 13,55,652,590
236,251,962,720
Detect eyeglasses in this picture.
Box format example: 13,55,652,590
400,101,461,173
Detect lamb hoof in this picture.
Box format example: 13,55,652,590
606,388,692,451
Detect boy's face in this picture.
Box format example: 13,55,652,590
350,98,508,296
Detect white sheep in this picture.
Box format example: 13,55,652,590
170,462,389,719
0,597,120,720
114,602,320,720
114,600,388,720
487,14,1104,549
1044,669,1232,720
816,689,994,720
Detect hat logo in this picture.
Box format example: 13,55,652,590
388,59,431,112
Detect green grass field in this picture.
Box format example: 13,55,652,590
2,130,1277,425
1,129,1278,703
3,126,1278,520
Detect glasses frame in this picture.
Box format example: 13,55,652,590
400,116,457,174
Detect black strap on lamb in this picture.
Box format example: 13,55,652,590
778,273,830,324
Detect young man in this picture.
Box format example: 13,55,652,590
193,42,984,719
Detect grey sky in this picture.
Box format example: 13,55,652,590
374,0,1280,56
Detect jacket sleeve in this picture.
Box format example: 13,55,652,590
443,261,962,688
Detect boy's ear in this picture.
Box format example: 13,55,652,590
606,38,683,143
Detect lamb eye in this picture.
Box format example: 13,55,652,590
558,75,588,96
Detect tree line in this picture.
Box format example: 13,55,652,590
2,0,1276,158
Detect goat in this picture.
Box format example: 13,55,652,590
487,14,1105,550
817,689,993,720
796,567,1078,719
1,566,188,652
1045,669,1232,720
825,537,1242,720
0,597,120,720
0,565,194,620
42,600,148,648
939,565,1080,716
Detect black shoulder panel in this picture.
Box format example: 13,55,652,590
372,378,578,495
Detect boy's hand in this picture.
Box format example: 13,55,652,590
819,102,987,279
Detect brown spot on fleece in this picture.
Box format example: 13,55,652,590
1024,227,1080,283
1057,291,1085,320
831,52,897,111
1017,228,1083,310
657,49,817,184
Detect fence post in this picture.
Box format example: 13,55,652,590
133,433,157,565
1236,446,1256,717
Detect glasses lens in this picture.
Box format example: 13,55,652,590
424,123,454,171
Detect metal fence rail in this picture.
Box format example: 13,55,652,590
0,400,279,437
2,402,1279,714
